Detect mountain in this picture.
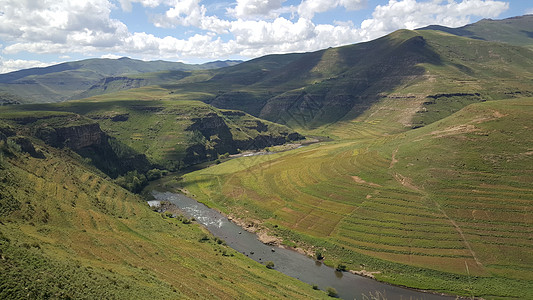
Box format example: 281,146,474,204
1,15,533,299
0,58,241,103
109,28,532,132
419,15,533,49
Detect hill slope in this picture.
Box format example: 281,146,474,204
88,28,533,134
0,58,241,103
181,98,533,298
0,116,324,299
420,15,533,49
1,99,302,172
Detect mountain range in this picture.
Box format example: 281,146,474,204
0,57,241,103
0,15,532,299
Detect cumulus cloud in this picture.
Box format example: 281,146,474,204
360,0,509,41
298,0,367,19
151,0,231,33
0,0,511,72
0,57,54,74
228,0,287,19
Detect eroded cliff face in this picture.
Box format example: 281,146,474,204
5,113,152,178
35,123,103,150
183,112,303,165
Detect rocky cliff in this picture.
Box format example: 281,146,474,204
184,112,303,165
2,112,152,178
35,122,103,150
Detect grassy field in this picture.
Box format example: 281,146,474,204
1,97,301,170
181,98,533,298
0,131,326,299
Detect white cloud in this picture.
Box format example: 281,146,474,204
0,0,512,72
0,57,54,74
359,0,509,41
100,53,123,59
298,0,367,19
118,0,164,11
228,0,287,19
526,8,533,15
151,0,231,33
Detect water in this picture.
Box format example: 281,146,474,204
152,191,453,300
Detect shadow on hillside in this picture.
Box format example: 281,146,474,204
261,33,444,130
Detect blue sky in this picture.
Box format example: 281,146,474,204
0,0,531,73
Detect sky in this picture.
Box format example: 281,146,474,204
0,0,531,73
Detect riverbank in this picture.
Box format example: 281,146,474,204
150,190,453,300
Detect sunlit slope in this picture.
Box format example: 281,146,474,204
420,15,533,49
310,29,533,139
182,98,533,298
5,98,301,169
0,57,241,103
77,29,533,137
0,132,324,299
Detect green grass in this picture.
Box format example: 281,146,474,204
180,98,533,298
0,133,326,299
0,98,301,170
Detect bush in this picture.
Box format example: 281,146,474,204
115,170,147,193
198,234,210,242
146,168,163,181
316,251,324,260
265,261,275,269
312,284,319,290
326,287,338,297
336,264,346,272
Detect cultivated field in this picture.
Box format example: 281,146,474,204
0,134,326,299
182,98,533,298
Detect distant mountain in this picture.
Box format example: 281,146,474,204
419,15,533,48
149,27,532,130
0,58,241,103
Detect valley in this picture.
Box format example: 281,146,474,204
1,15,532,299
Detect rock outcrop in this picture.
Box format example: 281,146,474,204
183,112,303,165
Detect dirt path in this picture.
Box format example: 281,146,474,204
351,175,381,187
389,147,399,169
435,202,484,267
392,168,484,267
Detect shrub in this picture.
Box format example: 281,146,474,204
115,170,147,193
265,261,275,269
312,284,319,290
326,287,338,297
198,234,210,242
146,168,163,181
336,264,346,272
316,251,324,260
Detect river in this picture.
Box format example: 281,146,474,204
151,191,454,300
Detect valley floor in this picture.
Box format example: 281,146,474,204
179,98,533,299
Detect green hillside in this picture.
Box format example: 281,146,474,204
1,16,532,299
1,98,302,173
0,120,325,299
420,15,533,49
181,98,533,298
84,28,533,134
0,58,240,103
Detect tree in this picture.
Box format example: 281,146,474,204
146,168,162,181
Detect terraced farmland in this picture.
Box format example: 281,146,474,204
182,98,533,298
0,135,326,299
